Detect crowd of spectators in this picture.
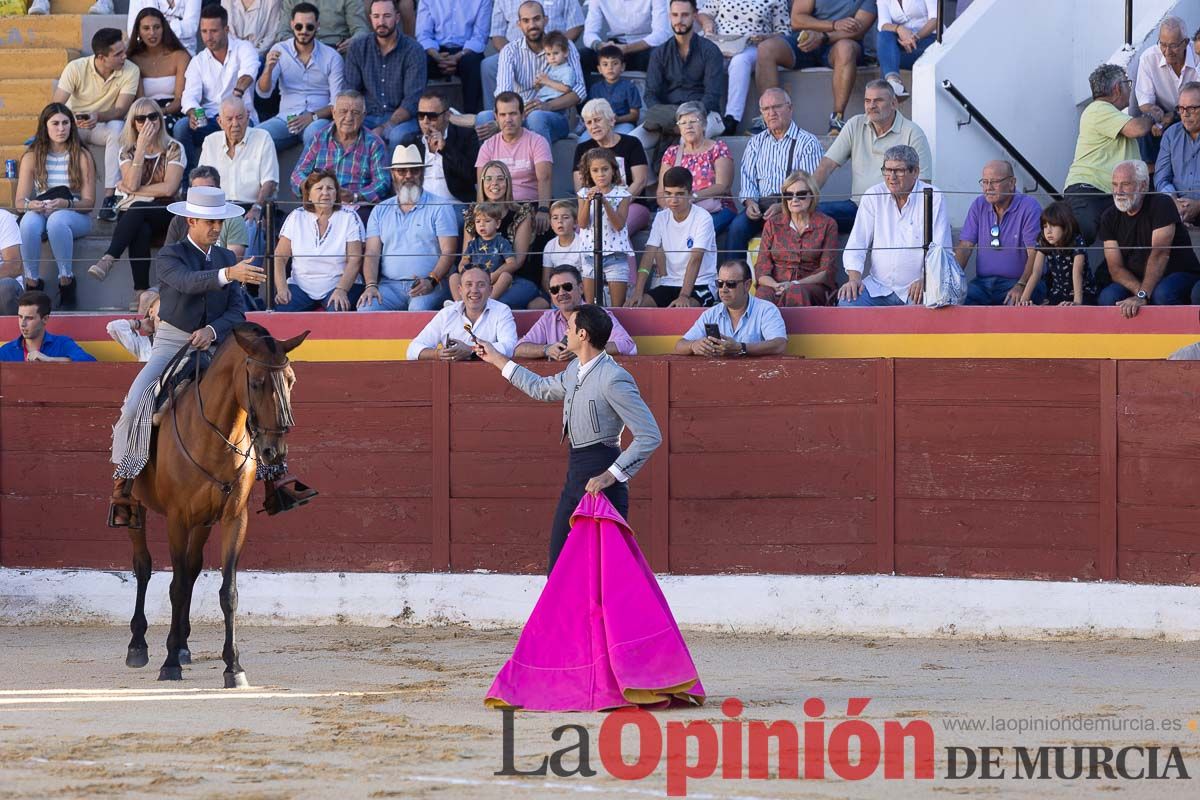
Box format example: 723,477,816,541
7,1,1200,334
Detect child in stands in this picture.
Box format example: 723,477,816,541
452,202,516,302
542,199,585,291
576,148,631,306
584,45,641,139
533,32,579,105
1024,201,1098,306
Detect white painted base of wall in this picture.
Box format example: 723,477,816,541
2,568,1198,640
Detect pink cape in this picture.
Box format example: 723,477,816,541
485,493,705,712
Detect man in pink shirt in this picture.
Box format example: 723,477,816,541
514,265,638,359
476,91,554,233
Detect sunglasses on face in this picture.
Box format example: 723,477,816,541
715,279,745,289
416,110,445,120
784,190,812,201
549,282,575,295
134,112,161,123
293,23,316,32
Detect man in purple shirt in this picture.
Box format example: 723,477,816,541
954,160,1044,305
514,265,637,359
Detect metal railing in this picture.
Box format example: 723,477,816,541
941,79,1064,201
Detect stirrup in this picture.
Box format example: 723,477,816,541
107,498,143,529
260,475,318,516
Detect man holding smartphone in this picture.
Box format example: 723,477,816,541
51,28,140,222
474,304,661,574
674,259,789,357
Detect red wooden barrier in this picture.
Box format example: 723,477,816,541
1,358,1197,585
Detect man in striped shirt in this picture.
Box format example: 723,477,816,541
481,0,585,111
726,88,824,258
290,90,392,224
474,1,586,145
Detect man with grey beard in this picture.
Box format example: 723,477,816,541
357,144,460,310
1097,159,1200,317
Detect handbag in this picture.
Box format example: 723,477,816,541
35,185,74,203
923,243,967,308
708,33,748,58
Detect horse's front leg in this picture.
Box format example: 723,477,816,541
125,517,151,668
177,526,211,666
158,515,190,681
219,509,249,688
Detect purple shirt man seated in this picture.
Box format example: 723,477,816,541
514,264,637,359
954,160,1043,305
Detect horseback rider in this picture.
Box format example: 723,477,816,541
107,185,314,525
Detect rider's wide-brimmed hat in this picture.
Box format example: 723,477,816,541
166,185,246,220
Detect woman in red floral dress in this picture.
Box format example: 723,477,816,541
754,169,839,307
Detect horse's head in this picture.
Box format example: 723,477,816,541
231,323,310,466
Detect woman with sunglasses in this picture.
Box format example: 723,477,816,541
466,160,549,309
128,8,191,133
754,169,838,307
87,98,186,311
15,103,96,310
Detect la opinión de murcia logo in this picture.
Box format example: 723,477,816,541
496,698,1192,797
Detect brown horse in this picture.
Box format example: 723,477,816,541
124,322,308,687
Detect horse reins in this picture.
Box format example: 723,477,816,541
170,344,294,525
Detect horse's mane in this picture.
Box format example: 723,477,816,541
210,322,284,366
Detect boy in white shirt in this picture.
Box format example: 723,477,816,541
626,166,717,307
542,199,585,287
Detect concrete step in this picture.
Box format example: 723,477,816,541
0,142,24,162
26,231,148,312
0,176,14,207
0,115,36,145
0,78,55,117
54,0,99,14
0,47,76,79
0,14,85,50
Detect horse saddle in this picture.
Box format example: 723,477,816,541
151,349,212,426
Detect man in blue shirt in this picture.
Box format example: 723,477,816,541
1155,81,1200,225
358,144,460,311
0,291,96,362
344,0,426,147
416,0,490,113
674,260,788,356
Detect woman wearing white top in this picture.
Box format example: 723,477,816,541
96,0,203,55
15,103,96,310
697,0,790,134
876,0,938,98
128,8,191,132
273,170,366,312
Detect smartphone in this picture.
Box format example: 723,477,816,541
559,335,568,346
443,334,453,348
74,113,90,122
704,323,721,340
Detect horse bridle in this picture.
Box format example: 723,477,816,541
172,349,294,522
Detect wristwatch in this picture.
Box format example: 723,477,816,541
1136,290,1148,300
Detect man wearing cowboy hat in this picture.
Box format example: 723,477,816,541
107,185,265,527
358,143,459,311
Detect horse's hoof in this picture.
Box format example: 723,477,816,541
177,648,191,665
158,666,183,681
223,671,249,689
126,646,148,668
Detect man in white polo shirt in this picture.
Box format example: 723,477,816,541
626,166,717,307
406,266,518,360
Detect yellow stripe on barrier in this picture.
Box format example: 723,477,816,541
75,333,1199,362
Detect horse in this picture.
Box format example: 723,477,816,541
123,322,308,688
